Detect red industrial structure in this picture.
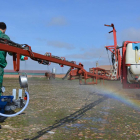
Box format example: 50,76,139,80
0,24,140,89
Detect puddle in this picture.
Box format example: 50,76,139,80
63,116,108,131
99,111,109,115
64,123,85,130
102,106,111,110
82,117,107,123
71,123,84,128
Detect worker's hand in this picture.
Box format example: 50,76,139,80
20,55,28,61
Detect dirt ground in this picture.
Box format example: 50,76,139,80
3,74,65,78
0,77,140,140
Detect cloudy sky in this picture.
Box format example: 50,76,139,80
1,0,140,73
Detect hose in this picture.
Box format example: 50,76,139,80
0,91,29,117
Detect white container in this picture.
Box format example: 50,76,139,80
126,43,140,75
12,89,16,100
18,89,22,99
126,43,140,64
130,65,140,75
52,67,56,74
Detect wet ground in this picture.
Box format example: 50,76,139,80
0,77,140,140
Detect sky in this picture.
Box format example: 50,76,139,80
1,0,140,73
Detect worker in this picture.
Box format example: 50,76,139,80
0,22,10,96
0,22,26,96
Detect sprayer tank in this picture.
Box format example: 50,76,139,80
126,43,140,75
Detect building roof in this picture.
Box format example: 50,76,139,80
97,65,113,71
90,65,113,71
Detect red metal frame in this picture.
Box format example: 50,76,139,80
0,42,112,85
13,53,20,71
104,24,117,59
0,43,102,76
104,24,121,80
0,43,83,71
69,67,111,85
0,23,140,89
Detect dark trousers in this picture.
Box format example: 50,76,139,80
0,66,4,96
